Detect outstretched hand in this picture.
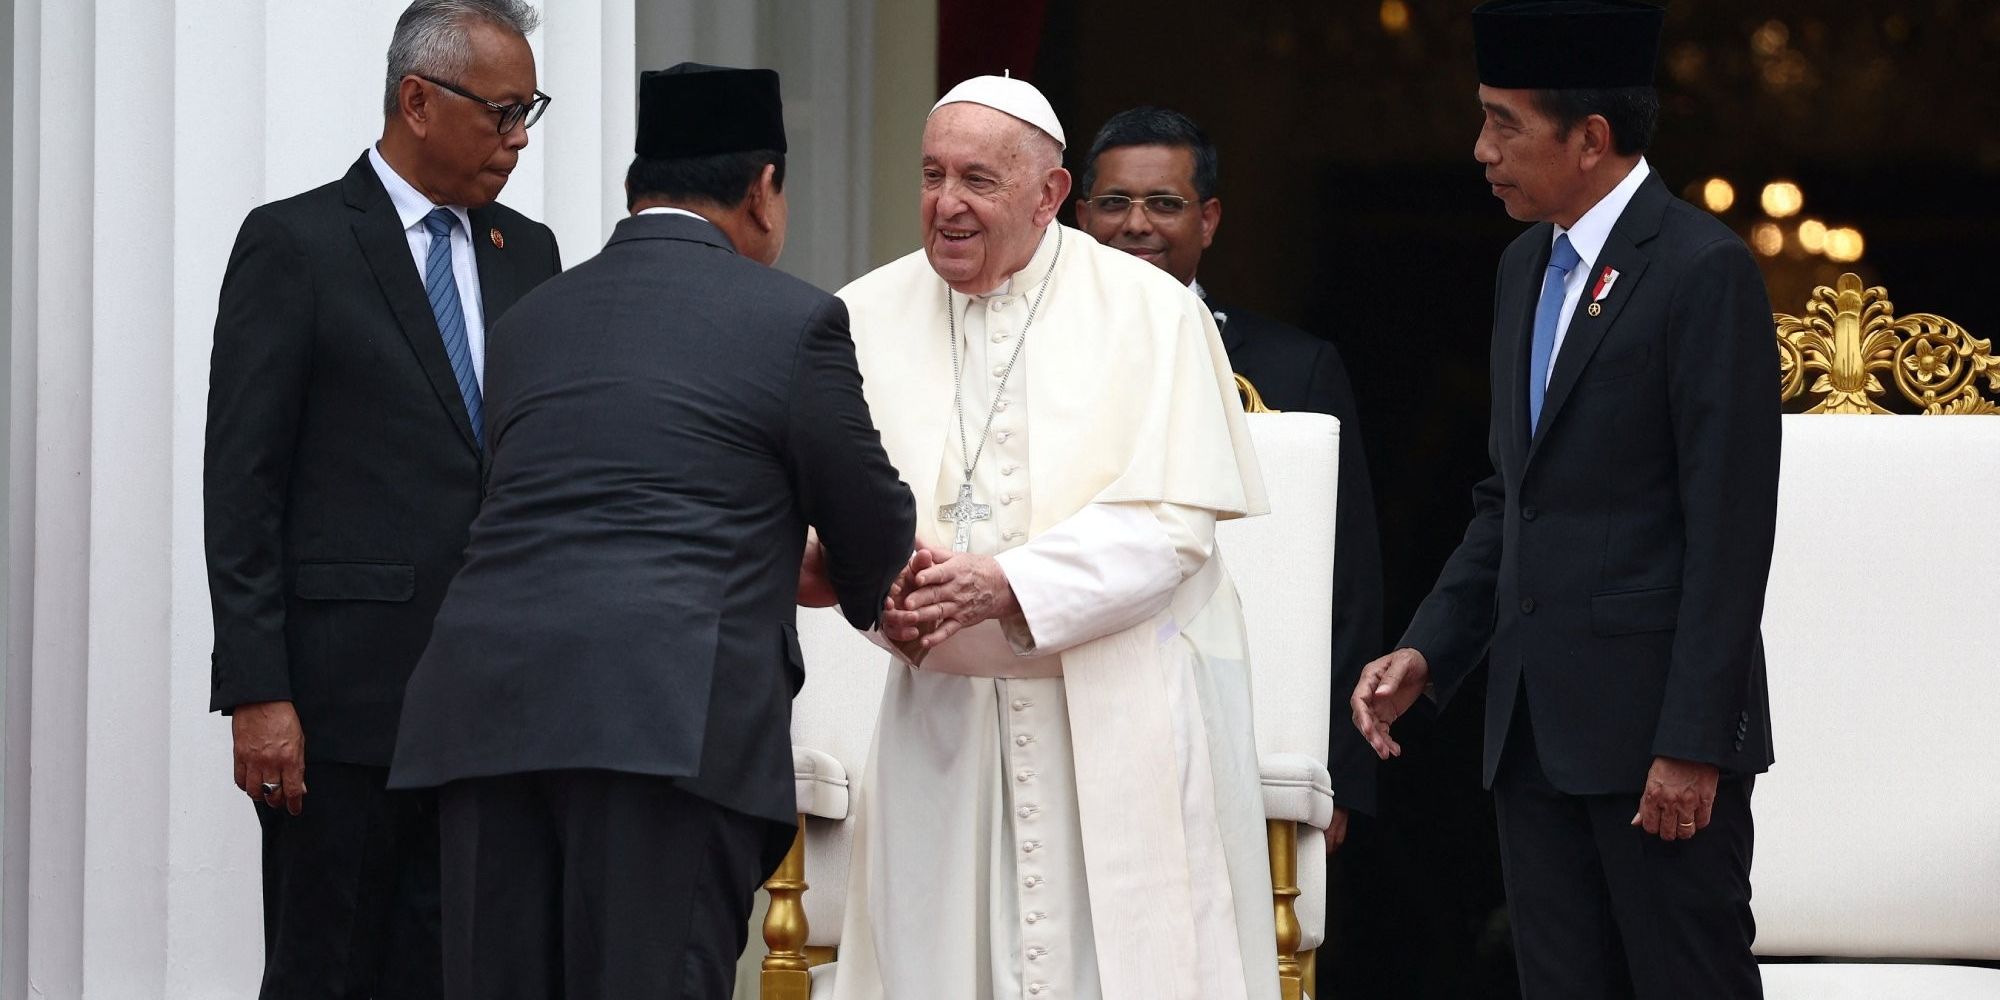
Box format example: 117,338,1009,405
1350,648,1431,760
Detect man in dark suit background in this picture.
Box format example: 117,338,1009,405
388,64,915,1000
1074,107,1387,851
1353,3,1780,997
204,1,559,995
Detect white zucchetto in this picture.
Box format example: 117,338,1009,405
930,74,1067,151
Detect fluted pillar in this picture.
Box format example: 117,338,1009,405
0,3,633,998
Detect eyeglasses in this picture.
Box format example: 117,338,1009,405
1082,194,1193,217
418,75,552,134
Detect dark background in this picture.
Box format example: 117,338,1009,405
941,1,2000,995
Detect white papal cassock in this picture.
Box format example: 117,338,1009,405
829,225,1278,1000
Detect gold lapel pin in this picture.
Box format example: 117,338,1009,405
1587,302,1603,317
489,227,505,249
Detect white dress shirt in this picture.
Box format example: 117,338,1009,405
367,145,488,388
635,205,710,223
1545,157,1651,387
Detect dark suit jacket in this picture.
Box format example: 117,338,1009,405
387,213,915,827
1207,298,1387,817
1401,172,1781,793
205,152,561,766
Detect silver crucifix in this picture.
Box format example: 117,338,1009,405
938,481,991,552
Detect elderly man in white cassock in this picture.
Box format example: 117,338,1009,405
828,75,1279,1000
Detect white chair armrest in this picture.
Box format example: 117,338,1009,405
1261,752,1334,830
793,746,850,821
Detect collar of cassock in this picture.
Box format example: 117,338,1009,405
969,224,1062,300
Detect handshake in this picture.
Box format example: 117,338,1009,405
798,534,1021,659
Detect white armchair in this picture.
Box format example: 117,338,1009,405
760,410,1344,1000
1753,414,2000,998
1221,411,1342,1000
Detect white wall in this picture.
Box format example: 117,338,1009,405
1,3,629,997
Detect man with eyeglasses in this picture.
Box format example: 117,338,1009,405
204,2,559,996
1076,107,1386,862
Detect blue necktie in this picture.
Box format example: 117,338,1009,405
422,208,483,447
1527,234,1581,431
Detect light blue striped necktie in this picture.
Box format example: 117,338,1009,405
1527,233,1581,431
422,207,483,447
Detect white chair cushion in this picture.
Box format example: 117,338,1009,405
1754,417,2000,961
1261,752,1335,830
1223,413,1338,766
1760,962,2000,999
793,747,849,821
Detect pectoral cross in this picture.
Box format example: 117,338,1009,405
938,481,991,552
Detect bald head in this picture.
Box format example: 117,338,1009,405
920,103,1073,294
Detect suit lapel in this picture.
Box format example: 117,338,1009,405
1506,232,1552,467
469,205,534,334
1204,296,1248,356
1525,174,1667,465
344,156,482,458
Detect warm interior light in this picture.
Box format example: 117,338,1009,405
1761,181,1804,218
1823,227,1865,263
1702,177,1737,213
1379,0,1411,35
1750,222,1785,257
1797,218,1828,254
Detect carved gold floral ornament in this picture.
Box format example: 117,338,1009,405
1776,273,1998,414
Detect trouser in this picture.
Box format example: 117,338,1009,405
438,769,785,1000
257,761,442,1000
1494,705,1762,999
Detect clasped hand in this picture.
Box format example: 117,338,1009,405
879,545,1020,653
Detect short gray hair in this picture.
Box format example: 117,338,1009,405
383,0,541,116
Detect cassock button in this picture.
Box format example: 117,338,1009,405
990,299,1006,312
1016,769,1036,783
1022,840,1042,854
1002,464,1018,475
1017,805,1039,819
991,365,1007,378
1012,699,1033,711
1520,598,1537,614
997,430,1013,443
1522,507,1539,521
1028,947,1048,961
1004,530,1025,541
996,398,1011,411
1028,985,1049,996
1015,734,1036,747
991,331,1008,343
1023,875,1043,888
1025,911,1047,924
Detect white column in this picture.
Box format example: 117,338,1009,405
1,3,634,998
634,0,883,292
532,0,638,256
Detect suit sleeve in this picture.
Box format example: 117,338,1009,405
1307,341,1386,816
204,208,313,712
1398,269,1511,707
783,296,916,631
1651,238,1782,765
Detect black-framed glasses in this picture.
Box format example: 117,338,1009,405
419,74,551,134
1083,194,1192,217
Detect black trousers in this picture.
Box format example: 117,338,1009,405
257,762,442,1000
1494,703,1762,1000
438,769,785,1000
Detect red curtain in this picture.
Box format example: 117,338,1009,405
937,0,1050,95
